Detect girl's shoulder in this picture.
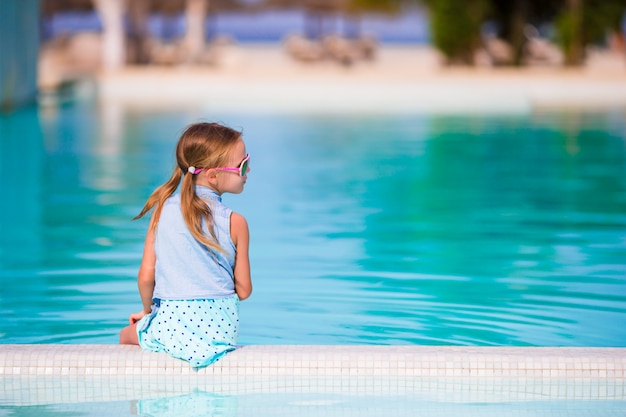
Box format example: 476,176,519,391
229,211,249,245
230,211,248,226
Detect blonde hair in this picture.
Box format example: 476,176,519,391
134,122,242,252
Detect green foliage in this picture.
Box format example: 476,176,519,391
581,0,626,43
422,0,626,66
423,0,490,64
554,0,625,65
555,5,582,65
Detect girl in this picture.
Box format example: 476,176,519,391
120,122,252,368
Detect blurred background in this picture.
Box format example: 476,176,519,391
1,0,626,108
1,1,626,346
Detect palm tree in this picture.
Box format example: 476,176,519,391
422,0,626,67
555,0,626,66
422,0,489,65
127,0,246,65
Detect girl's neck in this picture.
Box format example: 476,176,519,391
195,181,221,196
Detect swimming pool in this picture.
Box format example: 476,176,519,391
1,103,625,346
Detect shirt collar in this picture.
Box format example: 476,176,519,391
194,185,222,202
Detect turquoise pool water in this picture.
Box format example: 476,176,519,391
1,103,625,346
2,388,625,417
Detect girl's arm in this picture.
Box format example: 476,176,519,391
231,212,252,300
129,216,157,324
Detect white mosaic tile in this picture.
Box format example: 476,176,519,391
0,345,624,384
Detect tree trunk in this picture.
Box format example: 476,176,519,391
183,0,207,64
564,0,584,66
93,0,127,70
509,0,527,66
127,0,150,65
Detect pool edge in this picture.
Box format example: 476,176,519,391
1,344,624,379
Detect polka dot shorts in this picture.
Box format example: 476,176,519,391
136,295,239,368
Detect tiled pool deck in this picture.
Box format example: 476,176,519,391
2,345,625,378
1,345,624,406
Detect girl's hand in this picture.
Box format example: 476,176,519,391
129,310,148,325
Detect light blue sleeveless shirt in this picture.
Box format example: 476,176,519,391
152,185,236,300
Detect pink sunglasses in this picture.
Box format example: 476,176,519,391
213,154,250,177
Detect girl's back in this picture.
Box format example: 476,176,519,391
153,186,236,301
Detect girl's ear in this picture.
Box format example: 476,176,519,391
205,169,219,185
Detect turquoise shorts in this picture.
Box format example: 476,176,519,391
136,295,239,368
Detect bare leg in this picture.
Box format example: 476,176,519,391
119,323,139,345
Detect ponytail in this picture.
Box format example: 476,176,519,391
135,165,224,253
180,166,223,253
134,166,183,227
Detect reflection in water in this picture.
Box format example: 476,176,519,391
137,391,236,417
0,105,44,267
0,105,45,342
90,101,124,192
349,112,626,346
0,105,625,346
3,380,624,417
